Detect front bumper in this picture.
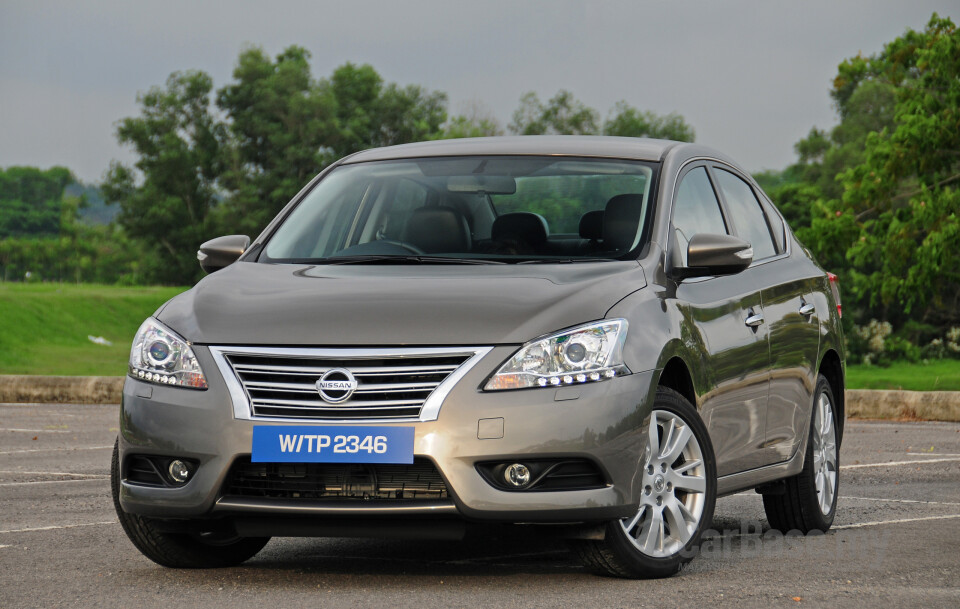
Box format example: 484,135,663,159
118,345,657,524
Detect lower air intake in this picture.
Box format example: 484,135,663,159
222,457,449,501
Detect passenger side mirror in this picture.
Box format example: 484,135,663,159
198,235,250,274
674,233,753,280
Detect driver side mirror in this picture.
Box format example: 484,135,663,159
198,235,250,274
673,233,753,280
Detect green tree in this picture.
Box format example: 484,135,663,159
375,83,447,147
102,52,452,284
836,15,960,326
0,166,73,238
216,46,338,235
101,71,224,284
509,90,600,135
778,14,960,332
441,101,504,139
328,62,385,156
603,102,695,142
328,63,447,154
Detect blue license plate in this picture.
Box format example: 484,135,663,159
251,425,415,464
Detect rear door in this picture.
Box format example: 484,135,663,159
711,167,821,464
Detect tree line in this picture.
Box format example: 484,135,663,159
1,14,957,363
98,49,693,284
1,48,692,285
755,14,959,363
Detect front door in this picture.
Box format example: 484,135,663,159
671,165,771,477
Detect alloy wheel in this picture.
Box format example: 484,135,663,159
620,409,708,558
812,391,838,515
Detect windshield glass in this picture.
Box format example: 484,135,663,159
262,156,656,263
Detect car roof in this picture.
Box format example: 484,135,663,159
342,135,685,164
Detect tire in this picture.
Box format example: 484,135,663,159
763,374,840,533
572,387,717,578
111,439,269,568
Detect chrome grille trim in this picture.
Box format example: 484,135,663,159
209,346,493,423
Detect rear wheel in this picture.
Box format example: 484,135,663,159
573,387,716,578
763,374,839,533
111,439,269,568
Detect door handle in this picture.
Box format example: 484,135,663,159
799,302,816,317
745,312,765,327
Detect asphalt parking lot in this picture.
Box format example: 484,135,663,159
1,403,958,609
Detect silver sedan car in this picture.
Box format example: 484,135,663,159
113,136,845,578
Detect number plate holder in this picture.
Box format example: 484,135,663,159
251,425,415,464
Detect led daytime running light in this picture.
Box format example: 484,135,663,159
485,319,629,391
129,318,208,389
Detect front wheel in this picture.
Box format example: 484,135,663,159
111,440,269,568
573,387,717,578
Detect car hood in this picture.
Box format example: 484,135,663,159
157,261,646,346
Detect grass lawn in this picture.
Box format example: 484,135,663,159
846,359,960,391
0,283,186,376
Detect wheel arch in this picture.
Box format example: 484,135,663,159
817,348,845,445
656,355,697,410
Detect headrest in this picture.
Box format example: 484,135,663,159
402,206,471,253
491,212,549,246
579,210,604,241
603,194,644,251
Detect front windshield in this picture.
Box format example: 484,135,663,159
262,156,655,263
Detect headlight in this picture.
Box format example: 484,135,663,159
484,319,630,391
129,318,208,389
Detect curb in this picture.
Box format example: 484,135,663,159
0,375,125,405
0,375,958,422
845,389,960,423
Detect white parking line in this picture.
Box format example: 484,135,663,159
0,470,106,478
842,457,960,469
833,514,960,530
0,521,117,535
848,421,959,429
2,429,71,433
845,496,960,506
0,445,112,455
0,478,108,487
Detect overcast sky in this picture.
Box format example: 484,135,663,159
1,0,957,183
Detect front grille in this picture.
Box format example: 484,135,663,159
222,458,449,501
221,350,476,421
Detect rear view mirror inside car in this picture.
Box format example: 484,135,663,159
447,175,517,194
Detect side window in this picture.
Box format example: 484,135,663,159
760,196,786,253
713,169,777,260
673,166,728,266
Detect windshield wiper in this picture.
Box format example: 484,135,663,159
417,256,506,265
514,257,614,264
320,255,505,265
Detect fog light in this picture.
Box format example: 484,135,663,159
168,459,190,483
504,463,531,488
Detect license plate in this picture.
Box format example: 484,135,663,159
251,425,415,464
